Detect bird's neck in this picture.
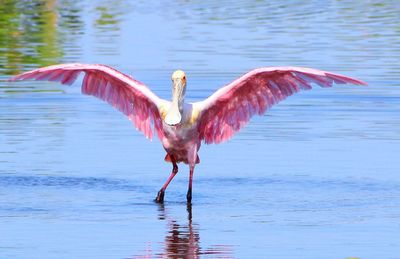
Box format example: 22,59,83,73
173,96,185,113
171,86,185,111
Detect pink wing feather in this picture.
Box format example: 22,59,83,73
196,67,367,144
9,63,165,140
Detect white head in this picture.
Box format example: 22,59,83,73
165,70,187,125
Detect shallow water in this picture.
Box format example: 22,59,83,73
1,1,400,258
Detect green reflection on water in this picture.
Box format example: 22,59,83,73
0,0,81,75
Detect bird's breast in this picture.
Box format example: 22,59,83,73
159,102,201,128
162,123,197,141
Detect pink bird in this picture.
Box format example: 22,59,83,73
10,64,366,203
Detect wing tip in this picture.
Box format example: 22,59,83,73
326,72,368,86
7,74,29,82
7,76,17,82
355,79,368,86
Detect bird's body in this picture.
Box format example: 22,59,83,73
160,105,201,165
10,64,366,203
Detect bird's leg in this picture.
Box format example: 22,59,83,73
155,158,178,203
186,166,195,204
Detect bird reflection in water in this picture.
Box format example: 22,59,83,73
134,204,233,258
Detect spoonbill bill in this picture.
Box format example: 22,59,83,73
10,64,366,203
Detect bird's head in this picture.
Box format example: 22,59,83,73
165,70,187,126
171,69,187,99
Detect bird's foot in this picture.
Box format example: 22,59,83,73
186,188,192,204
155,189,165,203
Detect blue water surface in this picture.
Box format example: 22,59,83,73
0,1,399,258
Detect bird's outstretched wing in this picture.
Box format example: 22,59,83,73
10,63,165,140
195,67,367,144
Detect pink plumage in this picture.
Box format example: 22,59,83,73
9,63,164,140
10,64,367,203
196,67,366,144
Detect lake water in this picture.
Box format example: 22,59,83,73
1,1,399,258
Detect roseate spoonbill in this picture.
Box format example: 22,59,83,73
10,64,366,203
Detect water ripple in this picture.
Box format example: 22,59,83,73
0,174,140,191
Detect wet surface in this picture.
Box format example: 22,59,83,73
1,1,400,258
